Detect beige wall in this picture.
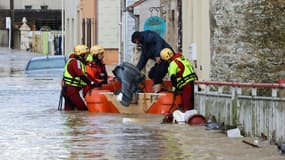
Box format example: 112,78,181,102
81,0,96,18
97,0,120,49
64,0,119,64
80,0,119,64
182,0,211,81
81,0,97,45
64,0,81,55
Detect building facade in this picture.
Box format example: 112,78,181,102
181,0,211,81
0,0,63,53
0,0,62,10
63,0,81,55
64,0,120,64
2,0,283,83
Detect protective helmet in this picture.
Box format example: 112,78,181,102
74,45,89,55
160,48,174,61
90,45,104,55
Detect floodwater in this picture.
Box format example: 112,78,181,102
0,74,284,160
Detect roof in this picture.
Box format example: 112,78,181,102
126,0,146,11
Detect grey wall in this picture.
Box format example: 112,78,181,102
195,83,285,142
209,0,285,83
0,30,8,47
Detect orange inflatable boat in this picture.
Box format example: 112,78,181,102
85,79,182,114
85,62,182,115
85,62,205,125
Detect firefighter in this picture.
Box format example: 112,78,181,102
83,45,108,96
62,45,100,111
131,30,174,93
160,48,197,112
86,45,108,84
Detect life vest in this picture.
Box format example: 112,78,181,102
169,54,196,89
94,64,106,80
86,55,107,83
86,54,93,63
63,58,87,87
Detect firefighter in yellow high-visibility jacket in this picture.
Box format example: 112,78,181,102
160,48,198,112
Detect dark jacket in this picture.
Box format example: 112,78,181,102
136,30,173,70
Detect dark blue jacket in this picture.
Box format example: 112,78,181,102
136,30,173,70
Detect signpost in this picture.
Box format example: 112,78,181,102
6,17,11,48
144,16,166,37
10,0,14,48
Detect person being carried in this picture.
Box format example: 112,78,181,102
160,48,198,112
62,44,100,111
131,30,174,93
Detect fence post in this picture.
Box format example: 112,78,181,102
231,87,239,126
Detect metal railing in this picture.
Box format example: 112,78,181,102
195,81,285,142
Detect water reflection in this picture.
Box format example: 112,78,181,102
61,112,176,160
63,112,104,159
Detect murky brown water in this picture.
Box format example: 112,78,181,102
0,74,283,160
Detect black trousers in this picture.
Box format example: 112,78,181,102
148,60,169,84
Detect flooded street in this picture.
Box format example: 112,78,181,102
0,49,283,159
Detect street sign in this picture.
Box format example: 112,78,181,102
6,17,11,29
144,16,166,37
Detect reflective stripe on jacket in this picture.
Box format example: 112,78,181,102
63,58,87,87
168,54,196,89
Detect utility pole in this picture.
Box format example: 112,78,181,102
10,0,14,49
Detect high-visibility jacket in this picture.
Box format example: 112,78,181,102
86,54,97,80
63,58,87,87
168,54,196,89
86,54,93,62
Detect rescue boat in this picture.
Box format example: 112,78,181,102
85,62,179,114
85,79,182,114
84,62,205,124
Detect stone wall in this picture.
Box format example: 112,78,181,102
160,0,179,52
210,0,285,82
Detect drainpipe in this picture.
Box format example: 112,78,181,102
127,7,139,31
118,0,123,64
125,6,139,62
